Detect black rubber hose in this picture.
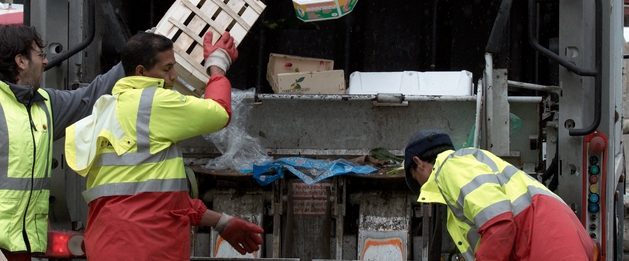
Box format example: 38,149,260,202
44,0,95,71
568,0,602,136
527,0,601,136
540,153,557,184
485,0,513,54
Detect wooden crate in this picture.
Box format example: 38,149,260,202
154,0,266,96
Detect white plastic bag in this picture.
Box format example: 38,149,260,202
202,88,272,171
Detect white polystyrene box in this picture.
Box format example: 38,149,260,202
347,70,473,96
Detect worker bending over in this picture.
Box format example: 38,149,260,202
404,129,595,261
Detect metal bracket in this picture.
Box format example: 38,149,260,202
373,93,408,106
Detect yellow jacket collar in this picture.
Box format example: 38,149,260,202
113,76,165,95
416,149,455,204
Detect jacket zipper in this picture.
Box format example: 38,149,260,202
20,106,36,253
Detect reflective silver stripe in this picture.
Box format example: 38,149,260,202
455,174,501,209
37,102,52,179
463,228,481,258
136,88,155,152
443,196,475,227
0,103,8,182
511,193,532,216
501,165,520,183
467,229,480,250
473,200,512,228
82,178,188,203
452,148,499,172
462,249,475,261
528,185,563,202
0,102,51,190
96,145,181,167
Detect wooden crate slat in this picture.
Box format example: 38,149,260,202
181,0,233,35
174,45,207,79
155,1,193,39
214,12,235,31
199,0,221,14
173,80,202,97
196,0,223,34
240,8,260,25
174,51,207,95
173,35,195,58
186,15,211,40
190,44,204,65
229,26,247,44
168,17,204,48
172,36,196,61
242,0,266,14
187,15,207,35
226,0,247,15
207,0,251,31
228,0,260,27
188,0,202,6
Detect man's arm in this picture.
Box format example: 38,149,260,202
475,212,516,261
46,62,125,140
203,67,232,121
149,32,238,142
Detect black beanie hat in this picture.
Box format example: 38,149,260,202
404,129,453,194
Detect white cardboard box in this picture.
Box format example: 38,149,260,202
347,70,473,96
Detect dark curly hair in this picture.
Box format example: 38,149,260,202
0,25,46,83
120,32,174,76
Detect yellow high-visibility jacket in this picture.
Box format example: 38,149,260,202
0,82,52,253
418,148,593,261
0,63,123,253
65,75,231,260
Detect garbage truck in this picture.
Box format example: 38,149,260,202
22,0,626,260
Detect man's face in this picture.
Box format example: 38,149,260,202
17,44,48,89
143,49,178,89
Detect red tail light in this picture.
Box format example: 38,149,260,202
38,229,86,258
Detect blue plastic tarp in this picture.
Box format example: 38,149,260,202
252,157,378,186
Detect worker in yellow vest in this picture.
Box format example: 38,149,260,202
404,129,594,260
0,25,124,260
65,31,263,260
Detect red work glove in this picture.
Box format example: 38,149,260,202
216,214,264,255
203,31,239,74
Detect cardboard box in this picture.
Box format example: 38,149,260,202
154,0,266,97
292,0,358,22
267,53,346,94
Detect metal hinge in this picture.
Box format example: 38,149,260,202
373,93,408,106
